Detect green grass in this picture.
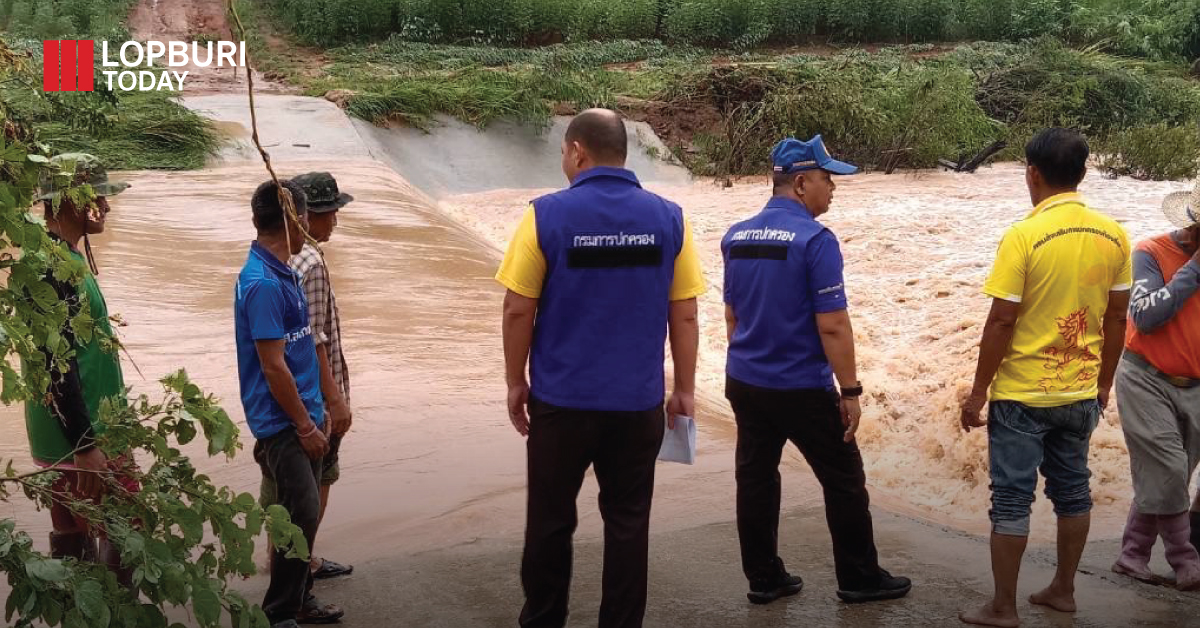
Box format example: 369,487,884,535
0,0,133,41
297,36,1200,180
256,0,1200,61
34,91,222,170
1,39,221,171
0,1,221,171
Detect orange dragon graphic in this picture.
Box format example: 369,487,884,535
1039,307,1100,394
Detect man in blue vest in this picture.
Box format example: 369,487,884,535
496,108,706,628
722,136,912,606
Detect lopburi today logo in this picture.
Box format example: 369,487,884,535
42,40,246,93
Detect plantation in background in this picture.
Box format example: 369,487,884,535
212,0,1200,180
5,0,1200,179
0,1,219,170
259,0,1200,62
0,0,132,40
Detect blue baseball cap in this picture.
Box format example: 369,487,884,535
770,135,858,175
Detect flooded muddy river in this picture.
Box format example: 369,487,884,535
0,96,1186,551
440,163,1182,535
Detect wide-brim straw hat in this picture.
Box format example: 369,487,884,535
1163,182,1200,229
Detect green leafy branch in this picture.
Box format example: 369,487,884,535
1,38,305,628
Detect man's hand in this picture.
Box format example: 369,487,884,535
330,399,353,436
666,390,695,430
1099,387,1112,411
840,396,862,443
960,390,988,432
508,381,531,436
298,422,330,460
73,447,108,500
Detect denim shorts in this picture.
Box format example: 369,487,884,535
988,399,1100,536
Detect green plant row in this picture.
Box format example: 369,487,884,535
257,0,1200,61
0,38,220,170
0,0,133,41
314,38,1200,180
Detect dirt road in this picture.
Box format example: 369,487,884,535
127,0,292,94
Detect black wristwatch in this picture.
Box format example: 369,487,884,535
840,383,864,398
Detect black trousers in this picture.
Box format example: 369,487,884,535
726,376,883,591
254,429,321,623
520,398,666,628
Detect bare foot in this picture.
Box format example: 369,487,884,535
960,602,1020,627
1029,586,1077,613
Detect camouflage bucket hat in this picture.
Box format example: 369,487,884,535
36,153,130,202
292,171,353,214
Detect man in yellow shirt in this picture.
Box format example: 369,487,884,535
960,128,1131,627
496,108,705,628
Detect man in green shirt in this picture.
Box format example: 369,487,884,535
23,154,135,582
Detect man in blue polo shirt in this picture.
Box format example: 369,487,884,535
497,108,705,628
722,136,911,606
235,179,341,628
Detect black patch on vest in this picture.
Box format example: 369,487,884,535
729,244,789,260
568,245,663,268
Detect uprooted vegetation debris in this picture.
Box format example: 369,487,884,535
278,37,1200,181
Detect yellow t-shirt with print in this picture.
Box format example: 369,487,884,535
495,204,707,301
982,192,1132,407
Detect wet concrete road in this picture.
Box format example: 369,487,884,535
232,503,1200,627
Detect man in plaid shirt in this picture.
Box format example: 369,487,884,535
261,172,356,602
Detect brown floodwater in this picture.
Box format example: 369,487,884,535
440,163,1185,538
0,130,1188,555
0,158,530,555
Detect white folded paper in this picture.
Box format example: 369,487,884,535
658,415,696,465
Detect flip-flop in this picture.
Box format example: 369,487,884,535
297,595,344,625
312,558,354,580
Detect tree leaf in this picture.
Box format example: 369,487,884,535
176,419,197,446
192,586,221,627
173,505,205,545
24,557,68,582
234,493,257,512
0,183,14,209
43,599,62,626
248,607,270,628
1,363,23,404
74,580,106,621
138,604,168,628
63,608,87,628
244,508,263,536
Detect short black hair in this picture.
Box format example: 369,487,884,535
565,109,627,163
1025,128,1088,189
772,171,796,193
252,179,307,233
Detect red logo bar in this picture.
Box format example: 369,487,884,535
77,40,94,91
59,40,77,92
43,40,59,92
41,40,95,92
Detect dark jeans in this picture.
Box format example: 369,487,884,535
726,376,883,591
988,399,1099,536
520,398,666,628
254,428,322,624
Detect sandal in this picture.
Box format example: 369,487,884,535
312,558,354,580
297,595,344,625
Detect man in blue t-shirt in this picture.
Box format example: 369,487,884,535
722,136,911,606
234,180,341,628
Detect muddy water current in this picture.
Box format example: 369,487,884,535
0,125,1185,550
440,163,1183,535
